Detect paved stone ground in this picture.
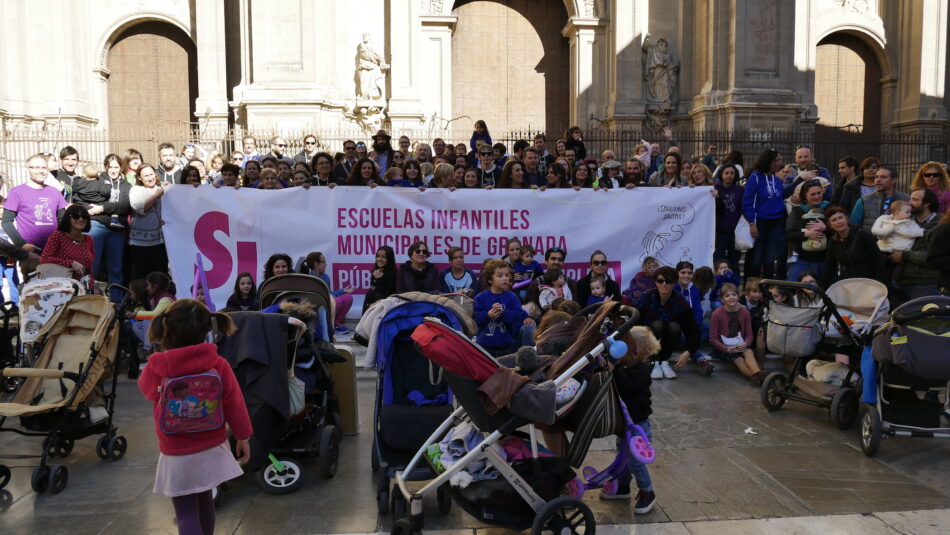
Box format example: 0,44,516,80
2,341,950,534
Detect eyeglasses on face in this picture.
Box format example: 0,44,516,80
655,279,671,285
480,152,492,156
70,214,88,220
924,172,942,178
413,248,430,256
305,142,316,146
345,146,356,150
592,260,607,266
277,143,287,148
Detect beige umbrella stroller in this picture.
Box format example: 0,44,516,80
0,295,125,494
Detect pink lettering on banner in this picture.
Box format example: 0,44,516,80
332,261,622,295
335,262,487,295
193,211,259,290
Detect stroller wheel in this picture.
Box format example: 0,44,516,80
47,465,68,494
318,425,341,479
391,518,418,535
531,496,595,535
106,436,128,461
391,488,407,518
0,464,11,489
1,371,21,393
860,404,882,457
437,485,452,514
257,458,304,494
31,466,50,493
377,486,390,515
760,373,787,411
830,389,859,430
47,438,74,458
96,436,109,460
371,438,380,472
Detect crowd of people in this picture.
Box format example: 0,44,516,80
4,120,950,526
2,121,949,365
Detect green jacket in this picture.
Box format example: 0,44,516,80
901,213,940,287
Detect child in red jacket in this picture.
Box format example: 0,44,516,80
138,299,252,535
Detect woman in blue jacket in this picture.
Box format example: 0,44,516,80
742,149,788,280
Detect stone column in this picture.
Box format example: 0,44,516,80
690,0,805,131
419,15,457,134
387,0,426,130
891,0,948,134
605,0,647,127
193,0,230,134
563,17,605,131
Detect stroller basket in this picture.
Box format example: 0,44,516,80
766,302,824,357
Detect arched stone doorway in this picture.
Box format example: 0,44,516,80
106,21,197,142
814,32,883,135
451,0,569,135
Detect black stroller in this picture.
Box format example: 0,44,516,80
355,292,476,515
860,296,950,456
758,278,888,429
218,310,342,496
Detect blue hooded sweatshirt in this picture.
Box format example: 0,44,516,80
742,170,786,223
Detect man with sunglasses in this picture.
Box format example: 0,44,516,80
294,134,321,165
334,140,360,180
256,136,293,167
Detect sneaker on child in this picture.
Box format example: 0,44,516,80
634,490,657,514
787,253,799,264
660,360,677,379
599,481,631,500
700,359,717,376
650,362,663,380
333,325,352,335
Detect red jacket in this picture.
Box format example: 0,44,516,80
137,343,252,455
708,305,754,353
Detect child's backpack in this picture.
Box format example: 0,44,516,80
158,371,225,434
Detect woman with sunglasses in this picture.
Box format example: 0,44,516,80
574,250,622,306
910,162,950,214
395,240,440,293
40,204,95,292
633,266,700,380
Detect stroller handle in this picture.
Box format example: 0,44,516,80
893,307,950,324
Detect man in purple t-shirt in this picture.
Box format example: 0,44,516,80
2,154,69,250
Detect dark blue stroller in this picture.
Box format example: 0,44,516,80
355,292,476,516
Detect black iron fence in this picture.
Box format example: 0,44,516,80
497,127,950,192
2,123,946,192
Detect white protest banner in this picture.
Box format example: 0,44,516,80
162,186,714,316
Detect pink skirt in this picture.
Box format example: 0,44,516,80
153,441,244,497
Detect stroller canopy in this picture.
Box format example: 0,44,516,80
373,295,474,406
825,278,890,330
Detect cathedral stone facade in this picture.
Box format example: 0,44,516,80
0,0,947,139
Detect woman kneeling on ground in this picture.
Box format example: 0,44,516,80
709,283,768,385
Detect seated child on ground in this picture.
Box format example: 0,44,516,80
709,283,768,384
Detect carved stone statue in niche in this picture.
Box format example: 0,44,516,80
642,35,679,129
356,33,389,102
